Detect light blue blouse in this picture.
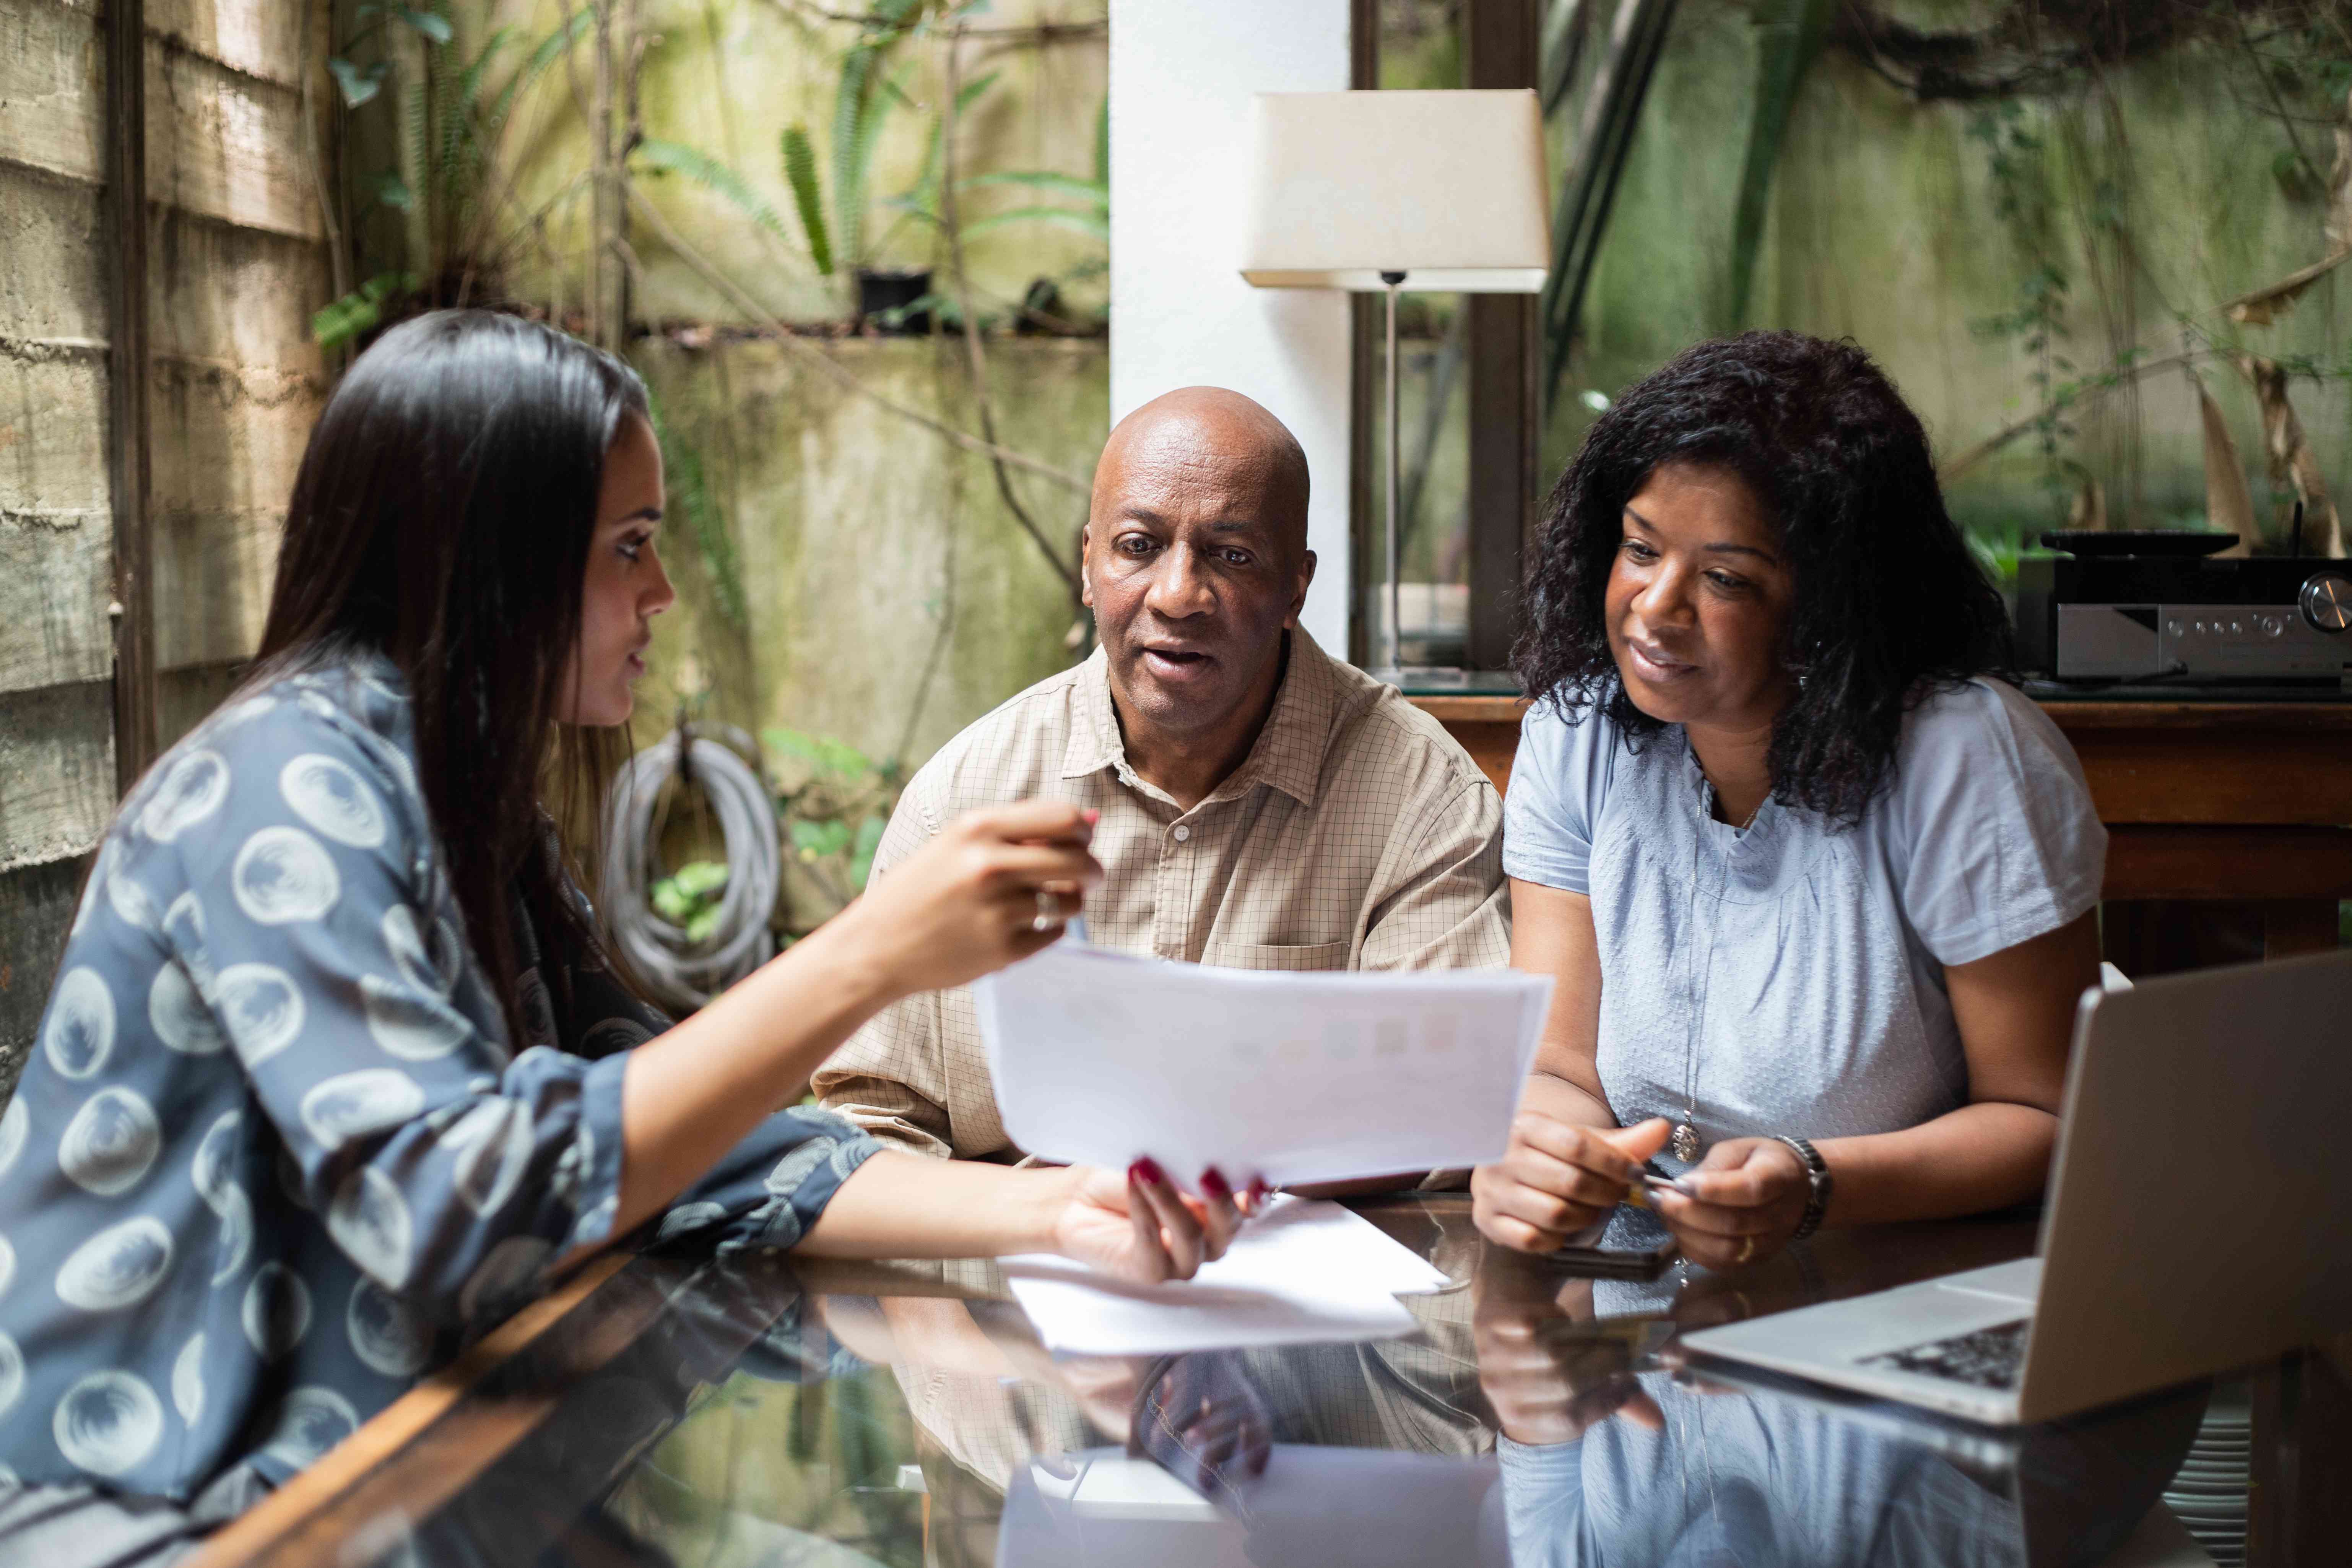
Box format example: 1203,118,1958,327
1502,678,2106,1167
0,655,878,1511
1497,1370,2023,1567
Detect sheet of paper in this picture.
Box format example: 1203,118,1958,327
973,941,1552,1189
1000,1197,1448,1355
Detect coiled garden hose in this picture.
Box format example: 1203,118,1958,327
598,724,779,1011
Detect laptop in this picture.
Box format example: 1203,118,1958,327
1679,946,2352,1425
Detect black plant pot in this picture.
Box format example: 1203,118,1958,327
856,267,933,335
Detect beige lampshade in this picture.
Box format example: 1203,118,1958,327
1239,89,1550,293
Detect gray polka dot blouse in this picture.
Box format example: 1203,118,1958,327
0,654,878,1511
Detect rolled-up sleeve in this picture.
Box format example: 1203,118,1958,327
640,1105,882,1256
1360,777,1512,973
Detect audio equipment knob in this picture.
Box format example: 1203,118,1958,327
2301,572,2352,634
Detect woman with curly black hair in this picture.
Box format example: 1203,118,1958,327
1472,331,2105,1271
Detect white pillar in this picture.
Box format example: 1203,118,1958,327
1108,0,1355,656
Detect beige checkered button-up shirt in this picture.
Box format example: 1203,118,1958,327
814,628,1512,1160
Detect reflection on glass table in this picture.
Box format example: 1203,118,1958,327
188,1197,2344,1568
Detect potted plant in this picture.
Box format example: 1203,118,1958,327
780,0,943,333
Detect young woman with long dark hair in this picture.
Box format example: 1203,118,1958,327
0,311,1240,1553
1472,331,2105,1272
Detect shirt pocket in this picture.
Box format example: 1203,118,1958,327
1198,939,1351,973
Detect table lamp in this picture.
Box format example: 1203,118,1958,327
1240,89,1549,678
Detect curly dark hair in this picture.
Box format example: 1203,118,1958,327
1513,331,2012,826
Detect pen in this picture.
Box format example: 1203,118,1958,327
1621,1172,1687,1211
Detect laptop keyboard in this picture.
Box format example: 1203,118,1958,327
1859,1319,2031,1390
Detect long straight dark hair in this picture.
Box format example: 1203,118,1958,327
252,309,649,1044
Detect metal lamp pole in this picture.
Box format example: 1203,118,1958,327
1381,269,1406,676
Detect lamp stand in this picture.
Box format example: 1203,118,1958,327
1380,269,1406,680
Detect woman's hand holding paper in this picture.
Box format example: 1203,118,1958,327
1130,1352,1274,1500
1047,1160,1252,1285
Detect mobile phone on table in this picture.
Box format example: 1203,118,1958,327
1544,1203,1680,1280
1546,1232,1679,1280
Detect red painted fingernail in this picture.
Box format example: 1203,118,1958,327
1201,1167,1231,1198
1135,1157,1167,1186
1248,1178,1269,1204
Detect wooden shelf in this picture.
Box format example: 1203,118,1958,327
1409,694,2352,954
2037,702,2352,731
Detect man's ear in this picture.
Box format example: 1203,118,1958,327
1283,548,1317,628
1078,522,1095,608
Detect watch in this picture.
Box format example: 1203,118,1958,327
1772,1135,1832,1241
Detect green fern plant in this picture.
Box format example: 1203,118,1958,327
317,4,591,350
780,126,834,276
950,94,1109,245
761,726,900,923
633,137,802,255
779,0,932,279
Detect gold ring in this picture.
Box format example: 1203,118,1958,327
1734,1235,1757,1266
1031,888,1064,933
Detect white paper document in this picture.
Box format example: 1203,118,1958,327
972,941,1552,1189
1000,1197,1450,1355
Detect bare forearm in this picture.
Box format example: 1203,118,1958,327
800,1152,1071,1259
1818,1102,2058,1226
1521,1069,1617,1131
611,910,899,1242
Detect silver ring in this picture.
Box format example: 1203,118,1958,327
1031,888,1064,933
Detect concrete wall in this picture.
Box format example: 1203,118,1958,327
628,334,1105,771
496,0,1112,327
0,0,330,1099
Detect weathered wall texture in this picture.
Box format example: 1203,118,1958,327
493,0,1110,327
627,335,1104,773
1551,3,2347,543
0,0,329,1098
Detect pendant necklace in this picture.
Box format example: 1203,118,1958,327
1673,761,1753,1164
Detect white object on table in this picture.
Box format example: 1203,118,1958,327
1001,1196,1449,1356
974,941,1552,1191
1001,1445,1503,1568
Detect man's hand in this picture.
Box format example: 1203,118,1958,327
1649,1137,1809,1270
1473,1116,1672,1253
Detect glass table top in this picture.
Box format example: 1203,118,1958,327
202,1196,2346,1568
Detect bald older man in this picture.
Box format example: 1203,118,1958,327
814,387,1510,1169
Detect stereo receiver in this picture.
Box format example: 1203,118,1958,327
2015,531,2350,693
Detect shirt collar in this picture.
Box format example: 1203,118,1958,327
1062,645,1126,782
1060,629,1335,809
